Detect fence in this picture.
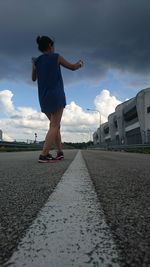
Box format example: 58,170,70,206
0,140,43,150
90,143,150,152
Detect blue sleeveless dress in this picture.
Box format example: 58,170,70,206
35,52,66,113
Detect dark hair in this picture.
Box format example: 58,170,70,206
36,36,54,52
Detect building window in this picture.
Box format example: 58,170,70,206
123,106,137,121
147,106,150,113
104,126,109,134
114,120,118,128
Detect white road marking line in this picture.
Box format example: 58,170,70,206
5,151,120,267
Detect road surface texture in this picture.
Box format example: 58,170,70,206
0,150,77,265
83,150,150,267
0,149,150,267
3,151,120,267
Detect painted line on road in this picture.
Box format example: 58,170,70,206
5,151,120,267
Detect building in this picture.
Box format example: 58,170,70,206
93,87,150,145
0,129,3,141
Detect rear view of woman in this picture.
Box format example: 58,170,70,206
32,35,83,163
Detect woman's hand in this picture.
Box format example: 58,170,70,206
79,60,84,68
59,56,84,71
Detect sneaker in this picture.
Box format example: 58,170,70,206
55,151,64,160
38,153,56,163
46,153,55,160
38,154,50,163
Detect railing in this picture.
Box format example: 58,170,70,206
90,143,150,152
0,140,43,150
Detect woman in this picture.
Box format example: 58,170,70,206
32,35,83,163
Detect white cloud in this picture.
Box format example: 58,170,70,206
0,90,14,114
3,132,14,142
94,89,121,122
0,89,121,142
62,101,97,126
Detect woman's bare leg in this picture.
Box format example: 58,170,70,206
42,108,63,155
55,128,62,152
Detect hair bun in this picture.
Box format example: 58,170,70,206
36,36,41,44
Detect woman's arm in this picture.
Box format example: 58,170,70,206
32,63,37,81
58,55,83,71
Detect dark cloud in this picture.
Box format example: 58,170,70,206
0,0,150,82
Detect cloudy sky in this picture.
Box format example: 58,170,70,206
0,0,150,142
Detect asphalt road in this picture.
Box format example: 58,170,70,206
0,150,77,265
83,150,150,267
0,149,150,267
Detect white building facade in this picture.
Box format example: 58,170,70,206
93,88,150,145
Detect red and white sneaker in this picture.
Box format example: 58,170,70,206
55,151,64,160
38,153,57,163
